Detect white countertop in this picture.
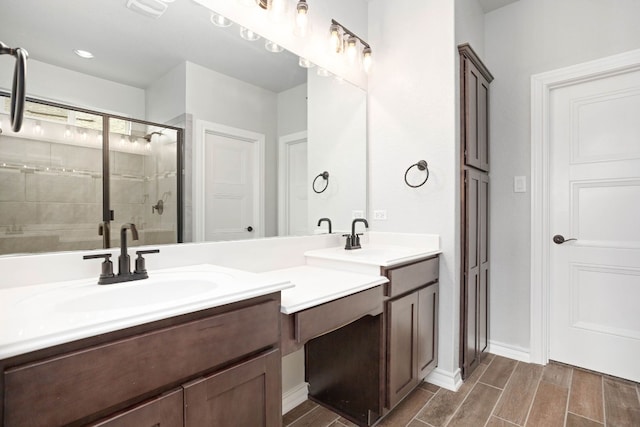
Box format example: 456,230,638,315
305,245,441,266
260,265,388,314
0,264,292,360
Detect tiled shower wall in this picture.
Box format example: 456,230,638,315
0,134,177,255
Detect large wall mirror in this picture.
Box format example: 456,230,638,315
0,0,367,255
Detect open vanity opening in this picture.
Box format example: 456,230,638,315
279,254,440,427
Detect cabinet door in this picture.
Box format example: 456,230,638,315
387,292,419,408
463,57,491,172
183,349,281,427
462,169,489,379
90,389,183,427
417,284,439,380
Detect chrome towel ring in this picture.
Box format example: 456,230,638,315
0,42,28,132
313,171,329,194
404,160,429,188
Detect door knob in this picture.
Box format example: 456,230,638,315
246,226,253,232
553,234,577,244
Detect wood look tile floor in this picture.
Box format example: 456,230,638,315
283,354,640,427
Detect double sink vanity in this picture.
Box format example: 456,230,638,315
0,232,441,426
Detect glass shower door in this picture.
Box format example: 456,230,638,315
108,119,179,250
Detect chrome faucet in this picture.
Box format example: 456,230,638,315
344,218,369,250
317,217,332,234
83,223,159,285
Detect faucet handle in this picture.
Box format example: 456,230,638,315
342,234,353,250
83,253,115,283
134,249,160,276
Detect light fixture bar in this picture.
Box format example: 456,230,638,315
330,19,370,49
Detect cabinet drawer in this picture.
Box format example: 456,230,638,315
90,389,183,427
385,257,439,298
4,299,279,427
295,286,382,344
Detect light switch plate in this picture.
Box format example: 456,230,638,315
514,176,527,193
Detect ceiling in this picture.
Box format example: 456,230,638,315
477,0,520,13
0,0,306,92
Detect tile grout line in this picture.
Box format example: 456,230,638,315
492,415,521,426
562,367,574,427
285,405,320,427
566,411,605,425
482,361,521,427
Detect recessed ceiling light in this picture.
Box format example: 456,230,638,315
210,12,232,27
74,49,94,59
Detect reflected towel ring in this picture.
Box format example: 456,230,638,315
0,42,29,132
313,171,329,194
404,160,429,188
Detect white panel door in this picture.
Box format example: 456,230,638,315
549,67,640,382
204,132,256,241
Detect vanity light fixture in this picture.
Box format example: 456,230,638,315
255,0,270,9
264,39,283,53
328,19,372,73
240,26,261,41
296,0,309,36
210,12,232,27
74,49,94,59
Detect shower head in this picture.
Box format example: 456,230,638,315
142,131,163,142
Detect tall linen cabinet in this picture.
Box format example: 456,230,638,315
459,43,493,380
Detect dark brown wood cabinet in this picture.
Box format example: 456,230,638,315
460,43,492,172
90,389,184,427
183,349,281,427
459,43,493,380
0,293,282,427
385,257,439,409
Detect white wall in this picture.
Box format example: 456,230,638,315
145,63,187,124
185,61,279,237
368,0,458,379
277,83,307,137
0,59,145,118
307,71,367,233
485,0,640,351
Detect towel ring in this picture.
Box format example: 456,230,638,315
313,171,329,194
404,160,429,188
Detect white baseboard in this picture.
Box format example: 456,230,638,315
282,382,309,415
489,340,531,363
425,367,463,392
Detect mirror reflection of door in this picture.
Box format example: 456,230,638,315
279,132,308,236
202,124,264,241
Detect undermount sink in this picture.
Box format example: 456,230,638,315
54,271,231,312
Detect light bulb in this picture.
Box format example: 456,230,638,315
210,12,232,27
298,57,314,68
317,67,331,77
120,135,126,146
265,40,283,53
240,26,260,41
64,126,72,138
33,121,42,135
296,0,308,37
81,130,87,140
329,24,342,53
362,46,372,74
346,36,358,64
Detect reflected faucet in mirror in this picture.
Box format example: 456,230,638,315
317,218,332,234
344,218,368,250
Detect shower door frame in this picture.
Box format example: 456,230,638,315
0,91,184,248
